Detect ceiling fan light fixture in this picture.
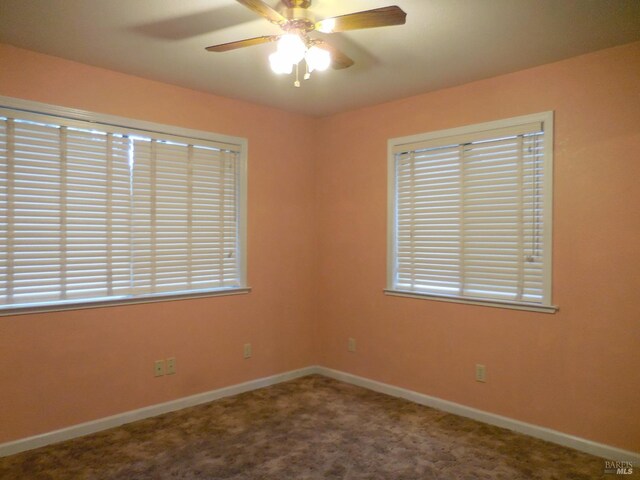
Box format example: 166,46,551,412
269,51,293,74
305,45,331,72
316,18,336,33
277,34,306,65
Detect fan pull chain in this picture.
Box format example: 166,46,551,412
294,63,301,87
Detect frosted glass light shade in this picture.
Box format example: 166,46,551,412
277,34,306,65
269,51,293,74
305,46,331,72
316,18,336,33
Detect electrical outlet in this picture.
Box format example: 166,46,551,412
243,343,252,359
348,337,356,353
166,357,176,375
475,364,486,383
154,360,165,377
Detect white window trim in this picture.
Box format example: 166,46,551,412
0,288,252,317
386,112,557,314
0,96,250,316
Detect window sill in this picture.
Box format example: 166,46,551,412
0,287,252,317
384,289,558,314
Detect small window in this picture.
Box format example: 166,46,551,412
0,98,248,314
386,112,554,312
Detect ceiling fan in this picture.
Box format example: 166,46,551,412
205,0,407,85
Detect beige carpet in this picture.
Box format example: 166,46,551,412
0,375,620,479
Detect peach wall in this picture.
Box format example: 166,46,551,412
1,41,639,453
315,41,640,452
0,44,318,443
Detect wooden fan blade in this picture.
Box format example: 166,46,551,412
314,40,354,70
205,35,280,52
236,0,287,25
315,6,406,33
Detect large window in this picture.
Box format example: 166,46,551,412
387,112,554,312
0,97,247,314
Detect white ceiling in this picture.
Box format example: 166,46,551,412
1,0,639,116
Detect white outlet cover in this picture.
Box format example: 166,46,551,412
154,360,165,377
475,364,486,382
166,357,176,375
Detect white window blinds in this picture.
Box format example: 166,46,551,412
0,105,246,311
388,114,553,309
130,138,240,294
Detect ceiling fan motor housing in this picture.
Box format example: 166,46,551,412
282,6,315,32
287,0,312,8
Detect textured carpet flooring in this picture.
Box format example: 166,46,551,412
0,375,620,479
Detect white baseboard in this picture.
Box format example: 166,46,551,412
0,366,320,458
317,366,640,463
2,365,637,464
